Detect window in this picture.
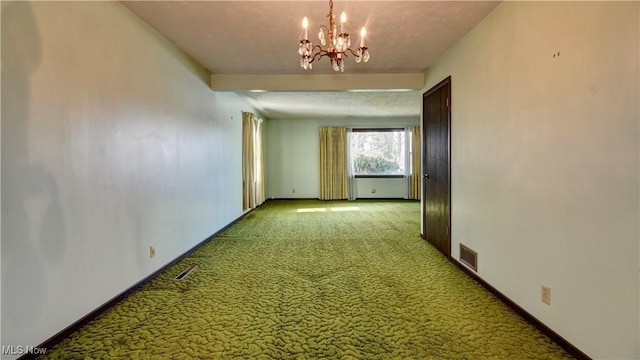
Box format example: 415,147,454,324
350,128,406,177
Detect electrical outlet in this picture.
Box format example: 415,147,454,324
371,188,376,193
292,188,295,193
541,284,551,305
150,246,156,258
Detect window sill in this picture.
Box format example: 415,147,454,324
354,175,405,179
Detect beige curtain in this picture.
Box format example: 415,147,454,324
319,127,348,200
242,111,264,210
410,126,421,199
254,118,265,206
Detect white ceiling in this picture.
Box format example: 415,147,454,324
122,1,500,120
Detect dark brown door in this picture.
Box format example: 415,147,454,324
422,77,451,256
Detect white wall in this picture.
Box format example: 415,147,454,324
1,2,257,356
354,178,407,199
424,2,639,358
266,117,419,199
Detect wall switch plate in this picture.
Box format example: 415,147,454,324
541,284,551,305
150,246,156,258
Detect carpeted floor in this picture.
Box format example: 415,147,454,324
42,200,574,359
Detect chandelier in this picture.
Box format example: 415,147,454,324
298,0,370,72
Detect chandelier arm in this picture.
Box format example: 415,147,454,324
345,48,359,57
309,49,328,64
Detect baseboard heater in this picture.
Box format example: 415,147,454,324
174,264,198,280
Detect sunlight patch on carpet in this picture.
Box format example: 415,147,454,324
296,208,327,213
296,206,360,213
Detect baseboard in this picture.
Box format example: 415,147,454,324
269,198,418,201
351,197,406,200
451,259,591,360
268,197,318,200
20,210,254,360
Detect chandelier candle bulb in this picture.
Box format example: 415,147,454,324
302,17,309,40
360,27,366,47
340,11,347,32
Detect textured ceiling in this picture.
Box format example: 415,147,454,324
122,1,500,119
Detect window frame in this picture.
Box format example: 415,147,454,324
350,127,407,179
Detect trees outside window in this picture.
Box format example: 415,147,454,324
350,129,406,176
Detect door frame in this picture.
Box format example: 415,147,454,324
421,76,452,257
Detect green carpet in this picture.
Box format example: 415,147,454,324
42,200,573,359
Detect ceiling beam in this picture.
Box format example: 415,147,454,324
210,73,425,91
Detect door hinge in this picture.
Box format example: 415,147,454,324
447,226,450,236
446,98,449,107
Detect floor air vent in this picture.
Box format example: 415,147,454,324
460,244,478,272
174,264,198,280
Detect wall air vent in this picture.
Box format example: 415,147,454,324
460,244,478,272
174,264,198,280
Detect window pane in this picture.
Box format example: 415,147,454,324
350,130,405,176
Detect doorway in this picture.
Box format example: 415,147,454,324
422,76,451,256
